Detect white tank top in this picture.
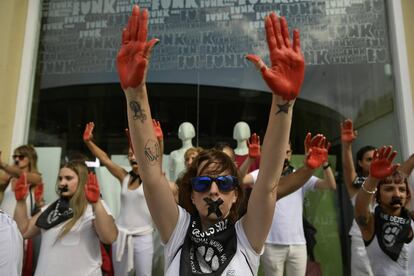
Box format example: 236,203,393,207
35,203,109,276
115,174,153,233
0,179,33,217
366,221,414,276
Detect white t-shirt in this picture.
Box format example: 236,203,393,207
0,210,23,276
35,201,113,276
116,174,153,233
250,169,317,245
164,206,261,275
0,179,34,217
366,221,414,276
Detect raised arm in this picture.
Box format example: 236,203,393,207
278,133,332,198
355,146,397,241
87,173,118,244
83,122,127,183
152,119,165,166
399,153,414,177
0,151,41,185
308,134,336,190
243,13,305,252
341,119,359,198
117,6,176,243
13,173,41,238
238,133,260,178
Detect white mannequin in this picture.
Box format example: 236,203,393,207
233,121,251,156
168,122,195,181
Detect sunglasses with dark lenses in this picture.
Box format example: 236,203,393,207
12,154,26,161
191,176,239,193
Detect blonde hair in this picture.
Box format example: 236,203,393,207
57,161,89,238
184,147,203,162
14,144,39,173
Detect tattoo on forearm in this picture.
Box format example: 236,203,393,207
276,102,291,115
144,139,160,165
356,215,369,227
129,101,147,122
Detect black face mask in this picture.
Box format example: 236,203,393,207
390,196,403,206
204,197,224,218
58,186,69,198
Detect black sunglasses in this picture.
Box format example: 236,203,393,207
12,154,26,161
191,175,239,193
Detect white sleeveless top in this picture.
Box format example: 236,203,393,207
35,202,112,276
115,174,153,233
366,221,414,276
0,179,33,217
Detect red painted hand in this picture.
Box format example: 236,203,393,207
14,173,28,201
305,133,329,169
247,133,260,158
34,182,44,203
83,122,95,142
116,5,159,90
85,172,100,203
370,146,398,179
152,119,163,140
341,119,357,143
246,13,305,101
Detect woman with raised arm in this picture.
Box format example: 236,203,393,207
355,146,414,275
83,122,156,276
0,145,42,217
117,5,304,275
340,119,376,275
13,161,117,276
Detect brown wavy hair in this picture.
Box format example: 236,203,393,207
14,144,39,173
57,161,89,238
376,170,412,208
178,149,243,223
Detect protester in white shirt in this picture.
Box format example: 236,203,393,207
13,160,117,276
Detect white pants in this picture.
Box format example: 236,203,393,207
112,233,154,276
351,235,373,276
261,244,307,276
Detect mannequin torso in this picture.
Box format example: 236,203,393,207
169,122,195,181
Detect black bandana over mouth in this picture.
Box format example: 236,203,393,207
180,215,237,275
374,206,413,261
204,198,224,218
36,197,74,229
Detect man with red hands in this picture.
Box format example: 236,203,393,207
244,133,336,276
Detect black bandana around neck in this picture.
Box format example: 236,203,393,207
180,214,237,275
36,197,74,229
282,162,294,177
352,176,366,189
129,170,141,185
374,205,413,261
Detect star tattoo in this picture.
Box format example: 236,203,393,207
129,101,147,122
204,197,224,218
276,102,291,114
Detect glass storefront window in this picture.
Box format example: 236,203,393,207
28,0,403,274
